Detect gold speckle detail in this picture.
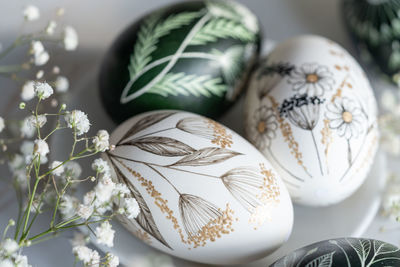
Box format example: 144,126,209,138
331,76,349,102
206,119,233,148
187,204,235,248
118,160,187,244
321,119,333,166
269,96,308,173
134,229,151,244
354,133,378,175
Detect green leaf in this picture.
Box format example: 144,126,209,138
128,11,202,78
304,252,335,267
212,45,246,85
147,72,227,98
189,17,256,45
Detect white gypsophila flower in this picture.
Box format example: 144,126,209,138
27,115,47,129
23,5,40,21
95,221,115,247
20,141,34,157
8,154,24,171
54,76,69,93
1,238,19,255
59,195,79,218
94,176,116,204
0,259,13,267
93,130,109,152
89,250,100,267
34,81,53,99
64,110,90,135
29,199,43,213
77,204,93,220
13,170,28,189
124,197,140,219
91,158,110,174
20,117,35,138
0,117,4,133
21,81,35,101
14,254,30,267
49,160,64,176
83,191,95,206
107,253,119,267
33,139,49,157
30,41,49,66
63,161,82,178
36,70,44,79
63,26,78,51
72,245,93,264
52,66,60,74
114,183,129,198
45,20,57,35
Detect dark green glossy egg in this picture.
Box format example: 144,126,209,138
271,238,400,267
99,0,261,123
343,0,400,83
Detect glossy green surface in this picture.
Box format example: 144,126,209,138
99,0,261,123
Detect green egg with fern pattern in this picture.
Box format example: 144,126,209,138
99,0,261,123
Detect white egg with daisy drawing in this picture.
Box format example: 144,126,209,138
244,35,379,206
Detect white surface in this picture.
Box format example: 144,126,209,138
0,0,398,266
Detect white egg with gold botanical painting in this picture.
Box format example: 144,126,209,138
105,110,293,264
244,35,379,207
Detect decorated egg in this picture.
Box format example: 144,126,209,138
271,238,400,267
99,0,261,123
343,0,400,83
244,35,379,206
105,110,293,264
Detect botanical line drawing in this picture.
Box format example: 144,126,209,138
121,1,258,103
287,62,335,97
279,94,326,175
109,112,282,248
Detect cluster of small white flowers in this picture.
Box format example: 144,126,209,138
8,154,27,188
106,253,120,267
72,245,99,267
95,221,115,247
20,140,47,164
63,26,78,51
20,117,36,138
63,161,82,179
0,238,31,267
122,198,140,219
49,160,64,176
59,195,79,219
0,117,4,133
23,5,40,21
92,158,110,174
64,110,90,135
93,130,110,152
21,81,35,101
77,204,93,220
45,20,57,35
34,81,53,99
54,76,69,93
26,115,47,130
30,41,49,66
33,139,49,158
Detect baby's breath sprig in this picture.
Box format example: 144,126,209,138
0,5,139,267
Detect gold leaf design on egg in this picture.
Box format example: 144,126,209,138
331,75,349,103
268,96,309,176
176,117,233,148
320,118,333,171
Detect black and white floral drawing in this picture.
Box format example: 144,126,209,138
287,63,335,96
248,105,278,150
326,97,367,166
279,94,326,175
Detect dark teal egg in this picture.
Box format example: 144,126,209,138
271,238,400,267
343,0,400,83
99,0,261,123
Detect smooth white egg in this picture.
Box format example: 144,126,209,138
244,35,379,206
106,110,293,264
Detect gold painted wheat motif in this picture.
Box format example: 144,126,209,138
110,112,280,249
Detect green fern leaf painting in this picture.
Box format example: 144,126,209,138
99,0,260,122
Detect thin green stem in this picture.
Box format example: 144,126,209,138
20,174,41,241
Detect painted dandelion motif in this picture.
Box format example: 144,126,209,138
326,97,366,166
179,194,234,248
221,164,280,226
279,94,326,175
288,63,335,96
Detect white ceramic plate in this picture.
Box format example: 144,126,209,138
49,52,387,266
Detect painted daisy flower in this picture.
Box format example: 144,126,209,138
326,97,366,139
288,63,334,96
248,105,277,149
